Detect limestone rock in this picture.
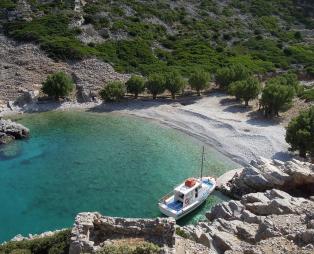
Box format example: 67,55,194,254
219,157,314,198
69,212,176,254
0,119,29,145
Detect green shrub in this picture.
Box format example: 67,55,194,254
175,227,189,239
267,72,301,94
188,70,211,96
300,88,314,102
145,74,166,99
126,75,145,99
42,72,74,100
261,82,295,117
100,81,126,102
215,64,251,89
165,71,186,99
286,107,314,160
0,229,71,254
228,77,261,106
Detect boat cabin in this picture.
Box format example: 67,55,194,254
173,178,202,207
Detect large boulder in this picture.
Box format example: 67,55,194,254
219,157,314,198
0,119,29,145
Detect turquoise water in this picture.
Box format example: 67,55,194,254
0,111,236,242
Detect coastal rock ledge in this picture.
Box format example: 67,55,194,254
69,212,176,254
0,119,29,145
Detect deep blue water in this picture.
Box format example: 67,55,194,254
0,111,237,242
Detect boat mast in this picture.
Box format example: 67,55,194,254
200,146,205,180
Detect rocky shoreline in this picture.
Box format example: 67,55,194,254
0,118,29,145
4,157,313,253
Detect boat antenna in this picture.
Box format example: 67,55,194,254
201,146,205,181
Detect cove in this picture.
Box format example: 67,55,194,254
0,111,237,242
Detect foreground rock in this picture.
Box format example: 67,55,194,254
182,189,314,253
0,119,29,144
69,212,176,254
219,157,314,199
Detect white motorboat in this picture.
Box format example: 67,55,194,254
158,147,216,220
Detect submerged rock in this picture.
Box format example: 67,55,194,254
0,119,29,145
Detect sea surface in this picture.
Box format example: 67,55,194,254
0,111,237,242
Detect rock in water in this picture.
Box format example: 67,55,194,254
0,119,29,145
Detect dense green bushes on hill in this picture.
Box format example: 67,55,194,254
0,230,71,254
1,0,313,76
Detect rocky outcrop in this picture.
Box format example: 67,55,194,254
219,157,314,199
0,36,129,103
69,212,176,254
182,189,314,253
0,119,29,144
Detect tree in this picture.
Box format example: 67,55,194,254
260,82,294,117
125,75,145,99
228,77,261,106
165,71,186,99
215,64,251,89
145,73,165,99
100,81,126,102
188,70,211,96
267,72,300,94
286,107,314,161
42,72,74,100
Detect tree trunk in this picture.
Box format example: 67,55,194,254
134,93,138,99
171,93,176,99
197,90,201,96
245,100,249,106
153,94,157,99
299,148,306,158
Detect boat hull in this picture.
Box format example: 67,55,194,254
158,176,216,220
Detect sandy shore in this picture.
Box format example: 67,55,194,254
0,93,290,165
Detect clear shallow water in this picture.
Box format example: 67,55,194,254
0,111,237,242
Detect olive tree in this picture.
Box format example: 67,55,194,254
42,72,74,100
286,107,314,161
145,73,165,99
100,81,126,102
188,70,211,96
165,71,186,99
215,64,251,89
228,77,261,106
125,75,145,99
260,82,294,117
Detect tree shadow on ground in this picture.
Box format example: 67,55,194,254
87,95,204,113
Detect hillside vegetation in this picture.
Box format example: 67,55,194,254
0,0,313,76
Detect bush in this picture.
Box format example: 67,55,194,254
260,82,295,117
215,64,251,89
228,77,261,106
126,75,145,98
0,229,71,254
42,72,74,100
267,72,301,94
100,81,126,102
188,70,211,96
286,107,314,160
145,74,166,99
165,71,186,99
300,88,314,102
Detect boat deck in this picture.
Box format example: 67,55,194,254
167,200,183,211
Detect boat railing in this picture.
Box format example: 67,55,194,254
158,190,175,204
